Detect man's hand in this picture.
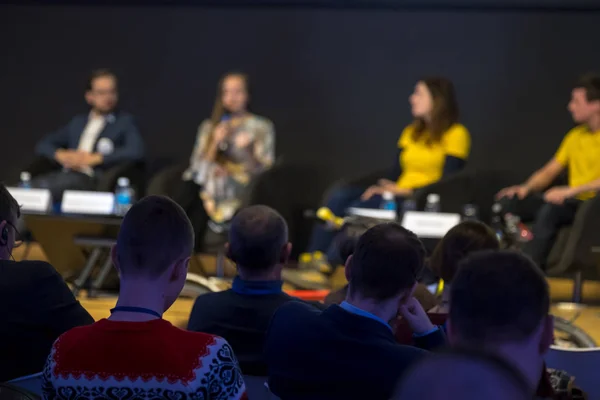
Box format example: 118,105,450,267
496,184,530,200
73,152,103,168
397,297,435,335
361,185,383,201
544,186,575,205
54,149,78,168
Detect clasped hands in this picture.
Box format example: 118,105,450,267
361,179,412,201
55,149,103,169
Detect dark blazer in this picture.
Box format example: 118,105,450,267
35,112,144,169
0,260,94,381
265,301,445,400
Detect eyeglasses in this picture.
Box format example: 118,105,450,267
4,220,23,248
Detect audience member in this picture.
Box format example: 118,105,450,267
33,68,144,202
265,223,444,400
447,250,554,395
304,77,471,267
188,205,317,376
393,348,531,400
175,72,275,251
0,183,93,382
42,196,245,399
496,73,600,270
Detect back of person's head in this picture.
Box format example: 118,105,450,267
429,221,499,284
448,250,551,346
0,183,21,260
227,205,290,278
346,223,425,302
113,196,193,307
393,348,532,400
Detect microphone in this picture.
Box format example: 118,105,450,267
218,114,231,151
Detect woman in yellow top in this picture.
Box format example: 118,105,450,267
306,77,471,265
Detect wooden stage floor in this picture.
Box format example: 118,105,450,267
13,244,600,342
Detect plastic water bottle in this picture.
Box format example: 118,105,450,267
491,203,505,242
380,191,397,212
424,193,441,213
19,171,32,189
114,177,134,216
463,204,479,221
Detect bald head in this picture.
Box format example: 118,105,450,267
393,351,531,400
228,205,289,273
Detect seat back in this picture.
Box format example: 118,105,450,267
545,346,600,399
6,373,42,397
0,382,40,400
243,376,280,400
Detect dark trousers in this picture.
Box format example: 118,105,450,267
499,195,581,270
173,179,209,252
307,185,403,264
30,170,96,204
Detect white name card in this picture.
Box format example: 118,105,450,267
61,190,115,215
347,207,396,221
6,187,52,213
401,211,461,238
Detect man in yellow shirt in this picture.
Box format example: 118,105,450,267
497,73,600,270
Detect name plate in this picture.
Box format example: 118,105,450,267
346,207,396,221
6,187,52,213
61,190,115,215
401,211,461,238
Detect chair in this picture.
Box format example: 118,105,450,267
22,156,146,197
414,169,600,304
147,161,328,260
545,346,600,399
6,372,43,397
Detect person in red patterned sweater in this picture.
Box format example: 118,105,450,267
42,195,246,400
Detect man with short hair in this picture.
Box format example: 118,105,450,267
497,73,600,270
265,223,445,400
447,250,554,393
42,196,246,399
0,183,93,381
393,349,531,400
33,68,144,202
188,205,317,376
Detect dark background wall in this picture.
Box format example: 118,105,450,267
1,3,599,188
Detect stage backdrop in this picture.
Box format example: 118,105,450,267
1,4,599,188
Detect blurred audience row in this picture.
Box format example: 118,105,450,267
0,186,586,399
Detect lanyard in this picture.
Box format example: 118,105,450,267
110,306,162,318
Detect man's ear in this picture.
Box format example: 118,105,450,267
171,257,190,282
344,255,353,282
539,315,554,355
111,245,121,275
280,243,292,264
398,282,417,305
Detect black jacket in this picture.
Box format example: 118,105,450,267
265,301,445,400
0,260,94,381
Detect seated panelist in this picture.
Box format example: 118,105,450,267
305,77,471,265
496,73,600,270
175,72,275,251
33,69,144,202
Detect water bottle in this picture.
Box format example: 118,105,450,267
380,191,397,212
424,193,441,213
463,203,479,221
114,177,134,216
19,171,32,189
491,203,505,242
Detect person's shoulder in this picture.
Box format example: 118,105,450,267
565,124,588,138
191,290,231,312
3,260,60,280
51,322,100,354
272,299,322,324
445,123,470,139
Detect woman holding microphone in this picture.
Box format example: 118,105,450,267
176,72,275,251
304,77,471,267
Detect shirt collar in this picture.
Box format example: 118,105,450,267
89,111,115,123
231,276,284,295
339,301,392,331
